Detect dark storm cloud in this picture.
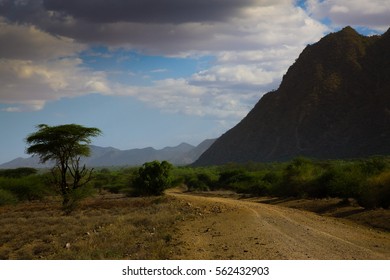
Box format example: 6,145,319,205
42,0,257,24
0,0,270,51
0,0,46,24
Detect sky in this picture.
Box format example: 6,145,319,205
0,0,389,164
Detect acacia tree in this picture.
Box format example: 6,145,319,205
25,124,102,211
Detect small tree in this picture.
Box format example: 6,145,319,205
25,124,102,211
133,161,173,196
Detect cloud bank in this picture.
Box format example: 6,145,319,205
0,0,387,120
0,17,110,111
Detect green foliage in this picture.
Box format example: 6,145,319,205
25,124,101,163
359,171,390,209
0,189,18,206
359,157,388,175
25,124,102,212
318,164,364,199
218,169,252,187
62,184,96,214
174,157,390,209
0,175,53,201
2,156,387,210
0,168,38,178
92,167,138,194
132,161,173,196
179,167,219,192
277,157,318,197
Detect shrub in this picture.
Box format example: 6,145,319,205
0,167,38,178
309,170,334,198
277,157,318,197
359,171,390,209
243,180,271,196
92,168,138,194
132,161,173,196
186,170,219,191
186,176,210,192
0,175,52,201
359,157,388,175
328,165,365,199
63,184,96,214
0,189,18,206
218,169,253,188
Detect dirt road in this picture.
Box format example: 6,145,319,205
168,190,390,260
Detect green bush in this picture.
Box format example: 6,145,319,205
242,180,271,196
0,189,18,206
63,184,96,214
132,161,173,196
309,170,334,198
329,165,365,199
277,157,319,197
218,169,253,188
359,157,388,175
186,171,219,191
169,157,390,209
359,171,390,209
92,168,138,194
0,167,38,178
0,175,52,201
186,176,210,191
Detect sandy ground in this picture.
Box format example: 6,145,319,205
168,190,390,260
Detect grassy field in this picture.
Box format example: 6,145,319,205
0,194,196,260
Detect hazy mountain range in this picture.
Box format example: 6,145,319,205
195,26,390,165
0,139,215,169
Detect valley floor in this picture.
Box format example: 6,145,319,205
0,190,389,260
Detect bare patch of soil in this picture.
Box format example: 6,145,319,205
246,197,390,232
168,190,390,260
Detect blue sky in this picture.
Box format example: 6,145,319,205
0,0,389,164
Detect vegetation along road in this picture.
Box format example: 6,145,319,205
168,189,390,260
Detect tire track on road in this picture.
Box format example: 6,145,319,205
168,191,390,259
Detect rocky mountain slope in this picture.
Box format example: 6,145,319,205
195,26,390,165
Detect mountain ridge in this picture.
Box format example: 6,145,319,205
194,26,390,166
0,139,215,168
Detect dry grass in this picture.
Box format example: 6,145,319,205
0,194,196,260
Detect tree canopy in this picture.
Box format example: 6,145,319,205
26,124,101,164
25,124,102,212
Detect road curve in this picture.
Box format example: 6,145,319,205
168,191,390,260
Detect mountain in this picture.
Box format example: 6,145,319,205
0,140,215,168
195,26,390,166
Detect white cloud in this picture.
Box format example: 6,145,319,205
149,69,167,73
0,58,111,111
111,75,264,123
190,64,280,92
0,17,85,60
2,106,23,113
2,100,46,113
307,0,390,32
0,19,111,111
0,1,328,119
98,2,328,120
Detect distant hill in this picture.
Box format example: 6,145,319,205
0,139,215,168
195,26,390,166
